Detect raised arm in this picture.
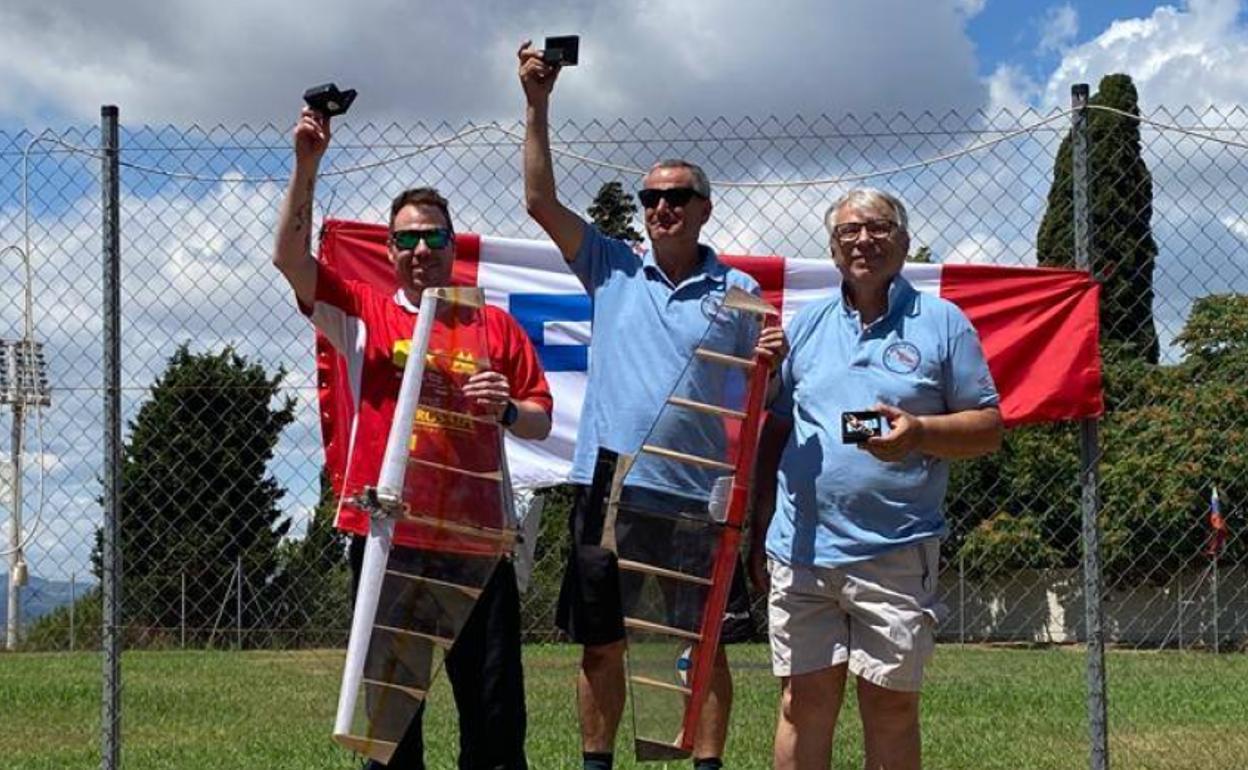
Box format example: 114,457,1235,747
518,41,586,262
272,107,331,308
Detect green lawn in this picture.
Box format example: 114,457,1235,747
1,645,1245,769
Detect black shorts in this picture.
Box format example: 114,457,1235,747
555,484,755,647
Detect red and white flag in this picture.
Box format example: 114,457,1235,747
316,220,1103,490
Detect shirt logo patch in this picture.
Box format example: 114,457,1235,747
392,341,479,375
882,342,922,374
700,292,723,322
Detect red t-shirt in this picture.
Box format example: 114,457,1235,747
306,263,552,550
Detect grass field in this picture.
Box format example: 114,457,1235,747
2,644,1246,769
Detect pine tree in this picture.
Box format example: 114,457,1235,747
94,345,296,644
908,245,934,263
267,467,351,647
587,181,642,242
1036,73,1160,363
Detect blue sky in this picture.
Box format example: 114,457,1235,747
968,2,1175,79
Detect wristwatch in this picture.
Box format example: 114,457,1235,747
499,400,519,428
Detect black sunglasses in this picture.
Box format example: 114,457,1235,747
637,187,706,209
390,227,453,251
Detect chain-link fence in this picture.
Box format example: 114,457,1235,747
1,91,1246,768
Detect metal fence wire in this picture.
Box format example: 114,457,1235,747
1,89,1246,768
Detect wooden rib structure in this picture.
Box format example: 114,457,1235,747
406,456,503,481
362,678,427,700
384,569,484,598
666,396,747,420
624,617,703,642
334,735,399,762
397,514,517,545
614,285,780,762
630,675,693,695
617,558,713,586
693,348,755,368
639,444,735,472
374,624,455,649
635,737,691,762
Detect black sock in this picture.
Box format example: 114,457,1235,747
694,758,723,770
583,751,614,770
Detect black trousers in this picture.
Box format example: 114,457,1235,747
349,536,527,770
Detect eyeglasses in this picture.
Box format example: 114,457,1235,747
390,228,453,251
832,219,897,244
637,187,706,209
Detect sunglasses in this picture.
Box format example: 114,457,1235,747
637,187,706,209
832,219,897,244
390,227,453,251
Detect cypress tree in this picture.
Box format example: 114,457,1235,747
1036,74,1160,363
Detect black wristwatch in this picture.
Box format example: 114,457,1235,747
499,400,519,428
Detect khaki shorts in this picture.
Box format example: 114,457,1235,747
767,539,943,692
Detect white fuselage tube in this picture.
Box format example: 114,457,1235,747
333,289,439,739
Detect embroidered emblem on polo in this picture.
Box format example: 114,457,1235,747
700,292,723,322
882,341,921,374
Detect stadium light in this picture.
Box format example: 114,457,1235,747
0,340,51,407
3,338,51,649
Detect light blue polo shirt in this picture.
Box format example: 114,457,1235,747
767,275,999,568
569,223,760,499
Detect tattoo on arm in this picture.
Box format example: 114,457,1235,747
293,179,315,250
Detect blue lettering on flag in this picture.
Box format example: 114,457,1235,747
508,293,592,372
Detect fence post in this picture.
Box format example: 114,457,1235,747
101,103,122,770
181,571,186,650
69,572,76,652
1071,83,1109,770
958,550,966,645
6,398,24,651
1176,573,1183,651
1211,559,1219,654
236,555,243,650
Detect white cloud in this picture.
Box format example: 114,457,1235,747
1042,0,1248,108
943,233,1036,266
1224,215,1248,241
0,0,986,125
954,0,988,18
1038,4,1079,54
984,63,1042,114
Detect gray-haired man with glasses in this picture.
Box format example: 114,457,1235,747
751,188,1003,770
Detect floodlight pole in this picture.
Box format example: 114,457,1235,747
6,396,24,651
2,340,49,653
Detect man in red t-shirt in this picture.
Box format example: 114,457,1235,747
273,106,552,770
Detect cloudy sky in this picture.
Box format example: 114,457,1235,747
0,0,1245,125
3,0,1248,587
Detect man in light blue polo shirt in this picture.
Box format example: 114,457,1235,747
519,42,786,770
750,188,1003,770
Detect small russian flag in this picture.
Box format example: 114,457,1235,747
1206,486,1229,558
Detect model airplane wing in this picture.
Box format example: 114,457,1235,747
592,287,780,761
332,286,515,764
